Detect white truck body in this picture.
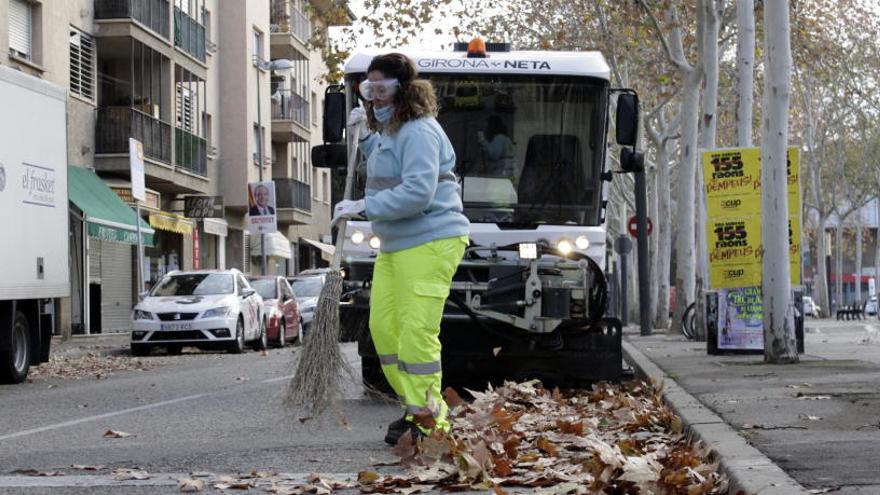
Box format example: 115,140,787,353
0,65,69,382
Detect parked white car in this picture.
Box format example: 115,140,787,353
803,296,820,317
131,270,266,356
864,296,878,316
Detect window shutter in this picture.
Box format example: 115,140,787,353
9,0,33,60
69,28,95,100
243,232,252,273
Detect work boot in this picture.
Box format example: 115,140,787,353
384,414,409,445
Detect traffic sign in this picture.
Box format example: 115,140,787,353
628,215,653,237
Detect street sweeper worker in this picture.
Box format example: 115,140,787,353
331,53,470,445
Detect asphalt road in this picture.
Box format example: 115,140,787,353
0,343,403,494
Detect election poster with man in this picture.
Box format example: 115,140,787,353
246,181,277,234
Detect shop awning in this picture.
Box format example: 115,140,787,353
149,211,194,235
68,166,155,246
251,232,292,259
302,238,335,263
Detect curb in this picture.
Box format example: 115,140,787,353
621,338,808,495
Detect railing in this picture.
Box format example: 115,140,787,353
271,89,310,128
275,178,311,212
174,7,206,62
175,128,207,176
95,0,170,39
270,0,312,42
96,106,172,164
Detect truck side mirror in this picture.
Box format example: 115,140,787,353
323,91,346,143
311,143,347,169
615,92,639,147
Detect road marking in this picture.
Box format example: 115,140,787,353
0,473,359,488
0,393,210,442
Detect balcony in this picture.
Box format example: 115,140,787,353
275,178,312,224
175,128,207,176
271,90,310,142
174,7,206,62
95,0,170,39
270,0,311,59
96,107,171,164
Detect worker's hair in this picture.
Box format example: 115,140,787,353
365,53,437,135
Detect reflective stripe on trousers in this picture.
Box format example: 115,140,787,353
368,235,468,433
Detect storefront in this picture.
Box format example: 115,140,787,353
146,211,194,288
250,232,292,276
199,218,228,270
68,167,155,334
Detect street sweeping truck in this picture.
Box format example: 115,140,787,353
0,65,68,383
313,40,641,390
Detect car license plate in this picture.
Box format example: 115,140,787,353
161,323,193,331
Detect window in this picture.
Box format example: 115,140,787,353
176,86,194,131
311,91,318,125
252,28,264,61
9,0,34,61
69,28,94,100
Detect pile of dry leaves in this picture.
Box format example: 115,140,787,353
27,354,152,380
359,380,728,494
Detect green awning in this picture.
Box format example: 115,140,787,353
68,166,155,246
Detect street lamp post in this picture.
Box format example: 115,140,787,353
253,56,295,275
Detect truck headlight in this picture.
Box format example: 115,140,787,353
575,235,590,250
557,239,573,255
201,306,233,319
133,309,154,320
350,230,365,245
368,236,381,249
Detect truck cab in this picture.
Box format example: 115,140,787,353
315,41,640,390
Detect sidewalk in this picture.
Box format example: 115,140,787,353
50,332,130,359
623,320,880,495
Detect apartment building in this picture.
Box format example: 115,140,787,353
0,0,346,334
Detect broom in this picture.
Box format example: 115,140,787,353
285,118,361,416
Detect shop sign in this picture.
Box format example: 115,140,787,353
87,222,154,246
202,219,228,237
112,186,160,210
193,225,200,270
184,195,224,218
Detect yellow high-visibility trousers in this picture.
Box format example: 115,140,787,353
369,235,468,433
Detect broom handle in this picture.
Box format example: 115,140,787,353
330,121,361,271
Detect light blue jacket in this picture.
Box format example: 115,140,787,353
360,117,470,253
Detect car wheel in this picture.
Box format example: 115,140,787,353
166,345,183,356
277,319,287,348
0,311,31,384
228,319,245,354
131,343,152,357
253,319,268,351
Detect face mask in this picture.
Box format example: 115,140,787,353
374,105,394,124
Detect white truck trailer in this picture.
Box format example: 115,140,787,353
313,41,642,390
0,65,69,383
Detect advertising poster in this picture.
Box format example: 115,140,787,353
246,181,277,234
717,287,764,350
707,215,763,289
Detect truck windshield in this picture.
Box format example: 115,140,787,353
350,74,608,227
151,274,234,296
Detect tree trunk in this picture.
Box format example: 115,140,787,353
761,0,798,363
856,219,863,305
836,225,843,309
875,200,880,301
649,164,660,324
694,0,720,342
735,0,756,147
671,76,701,335
816,214,830,317
654,139,672,329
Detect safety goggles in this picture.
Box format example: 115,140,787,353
358,79,400,101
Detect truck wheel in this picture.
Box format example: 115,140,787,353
1,311,31,384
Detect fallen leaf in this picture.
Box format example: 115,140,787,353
442,387,466,408
298,416,313,424
358,470,381,484
178,478,205,492
103,429,132,438
13,469,63,477
71,464,106,471
113,468,150,481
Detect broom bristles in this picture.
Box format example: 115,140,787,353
284,271,353,416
